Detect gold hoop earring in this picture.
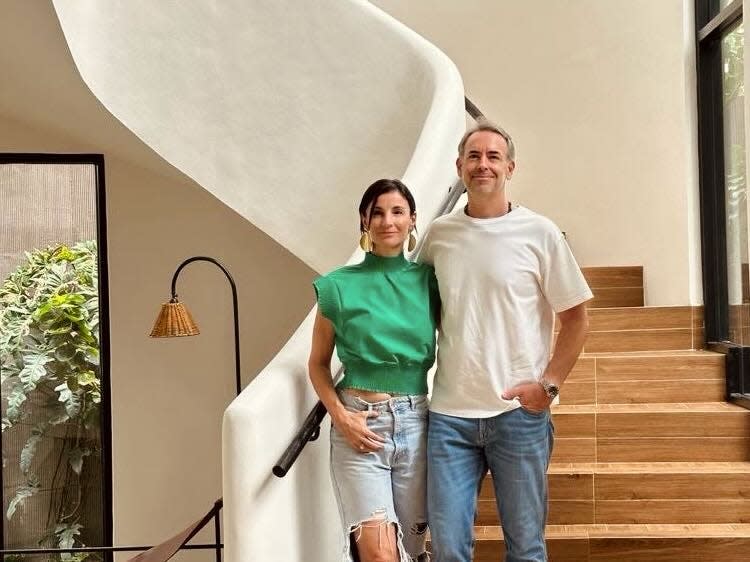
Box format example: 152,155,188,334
359,231,372,252
408,231,417,252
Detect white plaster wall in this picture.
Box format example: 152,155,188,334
52,0,463,273
373,0,703,305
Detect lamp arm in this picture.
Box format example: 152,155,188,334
170,256,242,396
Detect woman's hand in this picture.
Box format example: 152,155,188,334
332,409,386,453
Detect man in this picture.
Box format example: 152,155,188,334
418,122,592,562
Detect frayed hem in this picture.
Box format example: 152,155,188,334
340,510,413,562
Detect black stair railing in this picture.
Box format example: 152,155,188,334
273,97,486,478
0,498,224,562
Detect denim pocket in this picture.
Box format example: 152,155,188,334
518,405,548,418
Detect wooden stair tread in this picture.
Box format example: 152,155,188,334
559,306,696,331
582,266,643,288
587,305,691,312
547,461,750,474
552,402,746,413
579,266,644,308
579,349,719,358
473,524,750,539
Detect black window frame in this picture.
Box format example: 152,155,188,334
0,153,113,560
695,0,750,407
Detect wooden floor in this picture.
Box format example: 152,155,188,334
465,266,750,561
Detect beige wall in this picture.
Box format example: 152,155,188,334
0,0,317,551
373,0,702,305
0,111,316,556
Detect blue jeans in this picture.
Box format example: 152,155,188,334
427,407,554,562
330,393,429,561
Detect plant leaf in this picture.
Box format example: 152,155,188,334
6,387,27,422
19,427,45,474
19,353,52,391
54,344,77,362
54,382,81,418
55,522,83,557
67,448,91,476
6,481,39,520
77,370,98,387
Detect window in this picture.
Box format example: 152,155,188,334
696,0,750,403
0,155,111,560
721,22,747,344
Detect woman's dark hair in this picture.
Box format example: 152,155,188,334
358,178,416,232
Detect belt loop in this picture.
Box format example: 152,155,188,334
409,395,415,409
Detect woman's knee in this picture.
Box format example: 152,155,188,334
352,514,400,562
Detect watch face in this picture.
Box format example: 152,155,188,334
542,381,559,398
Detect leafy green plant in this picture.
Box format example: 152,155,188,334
0,242,101,559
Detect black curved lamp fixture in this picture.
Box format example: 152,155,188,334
149,256,242,396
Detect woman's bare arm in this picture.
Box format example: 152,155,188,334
308,309,384,451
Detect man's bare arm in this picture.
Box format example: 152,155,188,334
542,302,589,387
501,302,589,411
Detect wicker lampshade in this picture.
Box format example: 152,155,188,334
149,299,200,338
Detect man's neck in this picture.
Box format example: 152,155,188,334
465,193,510,219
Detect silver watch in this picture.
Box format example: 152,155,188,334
539,378,559,399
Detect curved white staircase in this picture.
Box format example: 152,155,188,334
51,1,466,560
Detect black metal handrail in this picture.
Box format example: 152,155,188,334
272,96,484,478
464,97,486,121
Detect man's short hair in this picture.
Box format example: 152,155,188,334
458,121,516,161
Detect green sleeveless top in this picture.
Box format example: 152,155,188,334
313,252,439,395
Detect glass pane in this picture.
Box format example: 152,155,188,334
722,24,749,345
0,162,105,560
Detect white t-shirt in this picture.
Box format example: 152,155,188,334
419,205,593,418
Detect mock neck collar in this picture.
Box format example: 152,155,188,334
363,251,409,271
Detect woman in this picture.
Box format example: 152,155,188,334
308,179,439,562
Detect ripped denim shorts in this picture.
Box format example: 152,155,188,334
330,392,429,562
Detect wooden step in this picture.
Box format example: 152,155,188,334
587,307,693,331
467,524,750,561
555,306,704,353
593,403,750,437
583,305,699,351
582,267,643,289
479,463,750,526
551,403,750,463
584,330,694,353
588,287,644,308
553,403,750,438
560,351,724,405
593,437,750,463
582,266,644,309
